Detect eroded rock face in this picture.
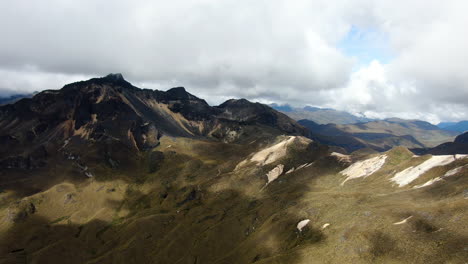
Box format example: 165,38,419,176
0,74,307,172
5,200,36,223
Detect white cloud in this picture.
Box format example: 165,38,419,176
0,0,467,123
324,58,468,124
324,0,468,123
0,67,91,97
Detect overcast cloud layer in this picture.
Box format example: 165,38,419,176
1,0,467,123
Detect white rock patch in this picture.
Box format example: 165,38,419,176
296,164,306,170
340,155,387,185
296,163,312,170
413,178,443,189
285,167,295,174
236,136,309,170
413,164,468,189
444,164,468,177
297,219,310,232
60,138,70,150
393,216,413,225
331,152,351,163
266,164,284,184
250,136,296,165
321,223,330,229
391,155,464,187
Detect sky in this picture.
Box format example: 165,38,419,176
0,0,467,124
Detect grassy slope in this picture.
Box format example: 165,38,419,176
0,137,467,264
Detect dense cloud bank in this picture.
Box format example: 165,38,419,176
1,0,467,123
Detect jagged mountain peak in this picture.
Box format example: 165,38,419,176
62,73,135,91
166,86,186,93
219,98,252,106
104,73,125,81
165,86,202,101
0,75,308,171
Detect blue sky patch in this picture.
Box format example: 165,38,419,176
338,25,394,68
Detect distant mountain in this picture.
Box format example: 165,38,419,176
0,92,37,105
269,103,294,112
270,104,372,124
437,121,468,132
412,132,468,155
299,118,459,153
437,122,456,128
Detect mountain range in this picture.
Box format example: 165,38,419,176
298,118,458,153
412,132,468,155
0,74,467,264
0,92,37,106
272,103,468,135
438,121,468,133
270,103,372,124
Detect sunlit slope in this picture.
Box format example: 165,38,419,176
1,136,466,264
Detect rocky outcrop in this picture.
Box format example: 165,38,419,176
5,200,36,223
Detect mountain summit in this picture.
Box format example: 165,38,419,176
0,75,306,173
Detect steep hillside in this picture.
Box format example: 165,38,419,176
0,135,467,263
